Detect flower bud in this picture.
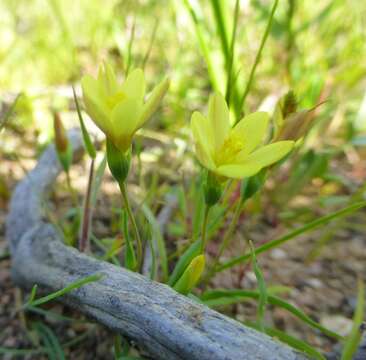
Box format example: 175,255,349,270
54,112,68,153
53,112,72,172
106,138,131,184
204,171,222,207
282,91,297,119
173,255,205,295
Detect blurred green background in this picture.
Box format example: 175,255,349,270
1,0,365,142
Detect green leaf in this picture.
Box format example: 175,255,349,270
238,0,280,117
33,322,65,360
141,203,167,281
201,289,343,340
168,239,202,287
122,210,137,271
341,279,365,360
250,241,267,331
27,273,103,308
173,254,205,295
245,321,326,360
182,0,220,92
240,170,267,202
72,85,96,159
91,155,107,208
0,93,22,132
29,284,38,303
217,201,366,272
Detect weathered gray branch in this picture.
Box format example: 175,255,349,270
6,130,308,360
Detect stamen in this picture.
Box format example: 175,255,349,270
215,135,244,165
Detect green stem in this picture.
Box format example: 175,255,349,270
119,181,143,270
225,0,240,107
204,198,244,283
114,334,123,358
237,0,279,121
200,205,211,253
66,171,78,209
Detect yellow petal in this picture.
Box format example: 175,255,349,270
231,112,269,155
121,68,146,101
98,62,119,97
191,112,215,170
81,75,111,134
238,141,294,168
208,93,230,151
110,99,143,152
216,164,262,179
138,77,169,128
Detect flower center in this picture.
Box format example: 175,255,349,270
215,135,244,166
106,91,126,109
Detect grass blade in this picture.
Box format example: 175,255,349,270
225,0,240,107
217,201,366,272
141,203,167,280
250,240,268,331
72,85,96,159
341,278,365,360
183,0,220,91
238,0,279,118
210,0,241,115
0,93,21,132
27,273,103,308
33,322,65,360
201,289,343,340
246,321,326,360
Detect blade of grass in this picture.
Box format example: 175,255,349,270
26,273,103,308
210,0,241,115
249,240,268,331
245,321,326,360
201,289,343,340
91,233,120,266
217,201,366,272
341,278,365,360
91,155,107,207
141,19,158,70
183,0,220,91
125,17,136,75
237,0,279,119
72,85,96,159
26,305,88,323
79,158,95,252
225,0,240,107
33,322,65,360
0,93,22,132
141,203,166,280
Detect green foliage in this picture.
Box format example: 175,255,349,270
201,289,342,340
25,274,103,308
341,279,365,360
246,321,326,360
168,239,202,287
217,201,366,272
249,241,268,331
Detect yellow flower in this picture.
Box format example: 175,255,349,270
191,93,294,179
81,63,169,152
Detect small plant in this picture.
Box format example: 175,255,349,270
2,0,366,358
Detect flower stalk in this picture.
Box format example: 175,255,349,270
119,181,143,270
